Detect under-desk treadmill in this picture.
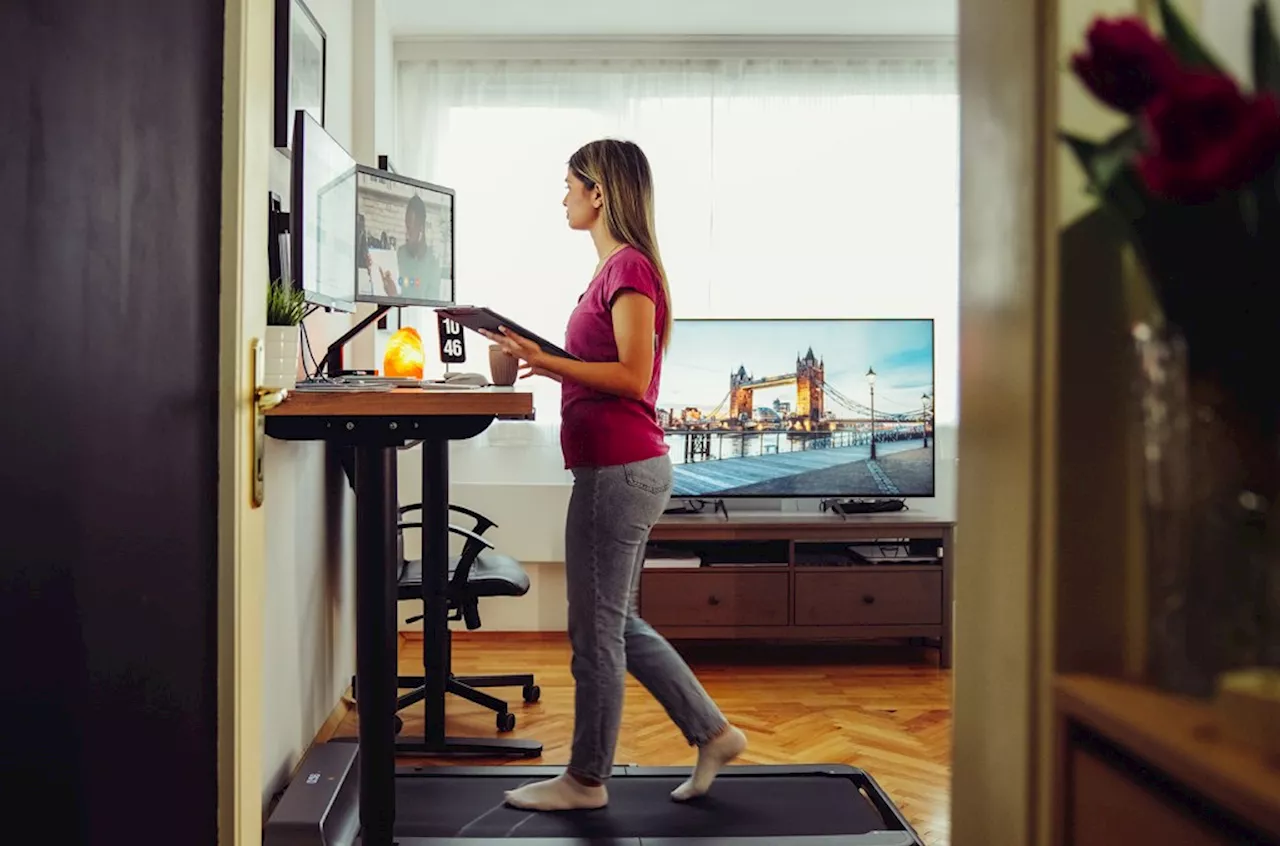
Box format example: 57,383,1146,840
265,741,926,845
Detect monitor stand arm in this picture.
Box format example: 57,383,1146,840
315,304,393,378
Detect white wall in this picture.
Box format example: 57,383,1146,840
383,0,956,37
260,0,383,813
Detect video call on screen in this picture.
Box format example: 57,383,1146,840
356,171,453,305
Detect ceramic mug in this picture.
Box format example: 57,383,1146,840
489,344,519,386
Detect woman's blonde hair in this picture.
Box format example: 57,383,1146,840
569,139,673,350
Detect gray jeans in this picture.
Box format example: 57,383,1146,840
565,454,728,782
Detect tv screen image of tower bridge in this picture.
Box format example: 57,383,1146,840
657,319,935,498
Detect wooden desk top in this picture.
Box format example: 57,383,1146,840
265,386,534,418
1056,673,1280,838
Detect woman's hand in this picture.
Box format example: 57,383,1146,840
481,326,551,376
520,362,562,382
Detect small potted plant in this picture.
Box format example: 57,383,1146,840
265,278,306,388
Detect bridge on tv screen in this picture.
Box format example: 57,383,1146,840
664,347,931,430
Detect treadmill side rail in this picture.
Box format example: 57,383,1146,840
265,742,361,846
637,836,916,846
638,837,916,846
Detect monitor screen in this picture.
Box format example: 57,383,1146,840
290,111,357,312
355,166,455,308
657,318,935,499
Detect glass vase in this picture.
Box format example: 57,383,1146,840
1133,322,1280,698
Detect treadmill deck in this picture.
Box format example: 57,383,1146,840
266,743,925,845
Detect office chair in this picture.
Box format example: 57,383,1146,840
339,446,540,733
392,503,540,733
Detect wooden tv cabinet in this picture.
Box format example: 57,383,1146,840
641,511,955,667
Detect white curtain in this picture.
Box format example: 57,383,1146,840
397,54,958,426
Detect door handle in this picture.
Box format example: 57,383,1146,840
257,386,287,411
251,337,289,508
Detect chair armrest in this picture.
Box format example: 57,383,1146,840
397,521,494,551
398,502,497,535
446,504,497,533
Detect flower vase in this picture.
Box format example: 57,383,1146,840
1133,322,1280,699
263,324,300,389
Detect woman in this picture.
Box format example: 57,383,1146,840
483,139,746,811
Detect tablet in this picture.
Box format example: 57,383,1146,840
436,306,581,361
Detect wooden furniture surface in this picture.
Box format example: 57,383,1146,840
1055,674,1280,846
651,511,955,541
641,511,955,667
265,386,534,417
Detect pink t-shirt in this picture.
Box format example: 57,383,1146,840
560,246,670,469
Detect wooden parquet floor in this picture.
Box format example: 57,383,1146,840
333,632,952,845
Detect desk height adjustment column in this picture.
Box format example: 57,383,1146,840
421,437,450,744
353,445,398,846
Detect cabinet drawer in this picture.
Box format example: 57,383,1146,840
641,571,788,627
795,571,941,626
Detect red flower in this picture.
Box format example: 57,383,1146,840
1071,17,1182,114
1137,72,1280,202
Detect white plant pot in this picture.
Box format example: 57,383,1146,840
263,325,300,389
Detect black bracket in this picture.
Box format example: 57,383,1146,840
664,498,729,520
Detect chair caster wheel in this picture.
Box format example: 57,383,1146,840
523,684,541,704
497,712,516,732
394,715,403,735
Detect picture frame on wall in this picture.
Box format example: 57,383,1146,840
273,0,326,150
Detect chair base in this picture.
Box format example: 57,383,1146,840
397,673,540,732
351,672,541,734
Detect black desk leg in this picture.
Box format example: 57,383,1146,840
421,438,450,746
354,445,397,846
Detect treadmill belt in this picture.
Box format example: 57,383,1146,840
394,773,888,838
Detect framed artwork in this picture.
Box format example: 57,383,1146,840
274,0,326,150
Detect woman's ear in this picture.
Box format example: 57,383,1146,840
592,186,603,209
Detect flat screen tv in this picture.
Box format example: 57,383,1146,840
657,318,935,499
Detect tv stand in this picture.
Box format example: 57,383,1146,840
641,511,954,667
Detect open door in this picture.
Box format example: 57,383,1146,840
218,0,273,840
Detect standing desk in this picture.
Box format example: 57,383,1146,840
265,387,542,846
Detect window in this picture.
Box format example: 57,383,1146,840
397,53,958,427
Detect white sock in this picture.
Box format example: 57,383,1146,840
503,773,607,811
671,725,747,801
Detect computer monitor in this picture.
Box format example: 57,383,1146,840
657,318,936,500
289,110,357,312
355,165,455,308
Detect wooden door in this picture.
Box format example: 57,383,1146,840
0,0,269,843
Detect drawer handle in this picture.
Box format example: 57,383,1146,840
707,595,720,606
862,594,875,605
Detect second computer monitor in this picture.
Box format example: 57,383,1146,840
355,165,455,308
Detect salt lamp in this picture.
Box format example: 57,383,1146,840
384,326,425,378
